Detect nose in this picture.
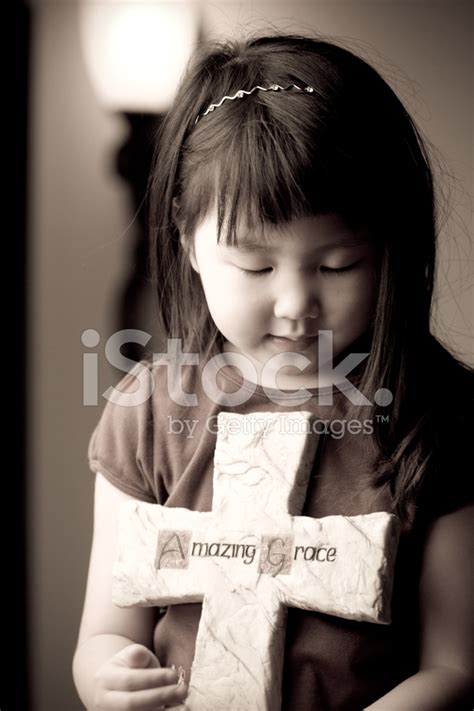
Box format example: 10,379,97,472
272,273,320,321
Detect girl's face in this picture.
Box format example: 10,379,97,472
186,210,378,387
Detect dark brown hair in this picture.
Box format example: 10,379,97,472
149,33,472,522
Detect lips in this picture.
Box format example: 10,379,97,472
269,334,319,351
272,335,318,341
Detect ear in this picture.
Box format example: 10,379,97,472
179,232,199,274
173,198,199,273
171,197,182,230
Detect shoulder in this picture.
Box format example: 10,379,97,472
88,360,161,502
98,356,194,414
93,359,159,439
88,357,212,502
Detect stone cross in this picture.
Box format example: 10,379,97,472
113,411,399,711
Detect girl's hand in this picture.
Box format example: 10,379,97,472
92,643,188,710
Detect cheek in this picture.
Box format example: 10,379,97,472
326,270,377,327
195,258,228,298
196,263,251,321
199,263,262,307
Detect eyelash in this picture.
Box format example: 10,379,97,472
237,261,361,278
236,267,270,278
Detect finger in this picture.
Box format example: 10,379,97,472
103,666,179,692
102,683,188,710
113,643,161,669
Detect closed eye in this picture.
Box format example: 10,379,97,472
237,260,361,278
320,260,361,275
237,267,273,278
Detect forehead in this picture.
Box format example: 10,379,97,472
195,209,370,251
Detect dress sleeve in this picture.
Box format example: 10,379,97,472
87,360,157,502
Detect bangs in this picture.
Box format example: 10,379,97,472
178,93,370,247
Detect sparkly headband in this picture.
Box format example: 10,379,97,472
194,83,316,125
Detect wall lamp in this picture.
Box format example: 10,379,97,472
79,0,202,360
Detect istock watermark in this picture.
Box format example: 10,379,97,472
81,329,393,409
167,414,376,440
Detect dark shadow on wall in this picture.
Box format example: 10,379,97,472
7,1,30,709
115,111,165,363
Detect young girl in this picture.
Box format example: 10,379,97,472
73,34,473,709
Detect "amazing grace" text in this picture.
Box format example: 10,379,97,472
155,530,337,576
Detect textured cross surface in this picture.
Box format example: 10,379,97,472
113,411,399,711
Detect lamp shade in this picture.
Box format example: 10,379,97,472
79,0,200,113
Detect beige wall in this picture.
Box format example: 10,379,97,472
28,1,472,709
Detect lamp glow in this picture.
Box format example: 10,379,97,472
79,0,200,113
